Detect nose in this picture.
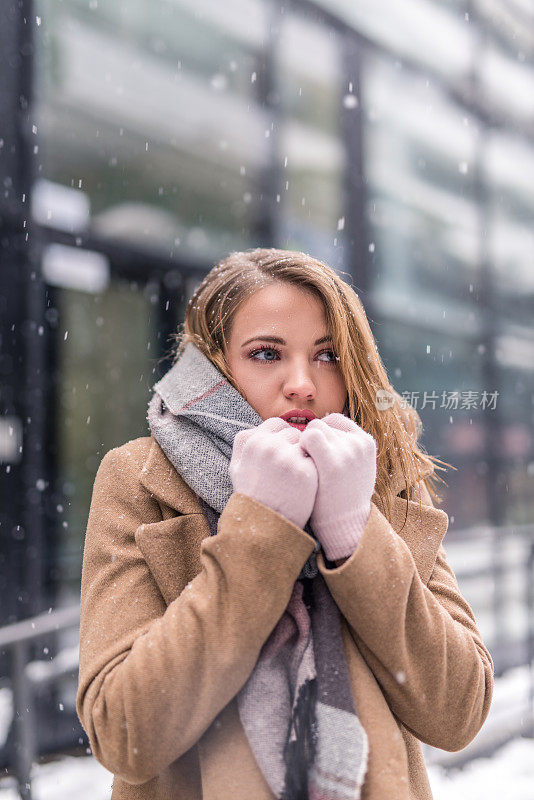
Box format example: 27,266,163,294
282,359,316,401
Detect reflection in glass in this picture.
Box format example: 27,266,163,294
50,281,157,605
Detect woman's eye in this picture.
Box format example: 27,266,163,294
249,346,280,362
318,350,337,362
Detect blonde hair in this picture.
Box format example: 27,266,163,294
168,247,453,528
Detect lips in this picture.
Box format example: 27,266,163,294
279,409,317,429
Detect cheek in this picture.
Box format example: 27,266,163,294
232,361,273,399
233,368,276,419
329,370,347,393
331,374,348,406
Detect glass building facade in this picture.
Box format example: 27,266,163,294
1,0,533,758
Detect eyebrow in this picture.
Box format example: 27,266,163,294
241,335,333,347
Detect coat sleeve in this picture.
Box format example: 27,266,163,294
316,480,494,752
76,444,316,785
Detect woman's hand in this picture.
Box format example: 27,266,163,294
229,417,318,530
299,413,377,562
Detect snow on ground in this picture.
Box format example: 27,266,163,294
0,756,112,800
0,737,532,799
426,737,534,800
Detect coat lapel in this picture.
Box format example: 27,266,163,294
379,496,448,586
135,438,210,604
134,515,210,605
139,437,203,515
373,456,448,585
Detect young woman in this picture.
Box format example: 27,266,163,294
76,247,494,800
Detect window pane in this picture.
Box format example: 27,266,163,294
274,11,347,269
321,0,474,83
375,321,491,528
479,41,534,126
34,0,271,259
362,51,482,332
484,130,534,329
474,0,534,127
48,280,157,604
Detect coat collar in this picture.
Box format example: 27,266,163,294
139,436,436,515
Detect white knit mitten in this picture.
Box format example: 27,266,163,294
299,413,377,561
229,417,318,531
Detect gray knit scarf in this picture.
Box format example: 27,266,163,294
147,341,369,800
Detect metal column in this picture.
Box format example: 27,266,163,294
0,0,47,626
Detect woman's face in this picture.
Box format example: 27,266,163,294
224,282,348,423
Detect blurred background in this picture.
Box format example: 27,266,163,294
0,0,533,797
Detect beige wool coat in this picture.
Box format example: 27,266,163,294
76,435,494,800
